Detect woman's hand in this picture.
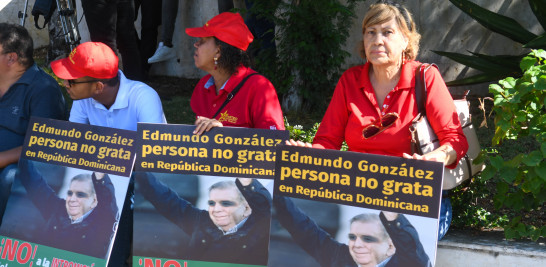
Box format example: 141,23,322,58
193,116,223,135
403,145,455,166
285,139,313,147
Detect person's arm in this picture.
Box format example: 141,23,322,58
273,196,352,266
247,76,285,130
92,172,118,220
380,212,431,267
17,159,64,218
190,76,224,135
235,178,271,217
421,67,468,168
193,116,223,135
135,85,167,124
28,70,67,121
69,100,90,124
134,172,204,234
0,146,22,168
403,144,457,167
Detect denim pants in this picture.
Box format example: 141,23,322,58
438,190,453,240
0,164,18,224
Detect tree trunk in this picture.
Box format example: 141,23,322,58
282,69,302,112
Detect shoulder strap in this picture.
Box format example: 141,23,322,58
414,63,437,115
212,73,260,119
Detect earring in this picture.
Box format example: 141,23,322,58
401,51,406,65
214,57,218,70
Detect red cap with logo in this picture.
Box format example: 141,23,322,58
51,42,119,80
185,12,254,51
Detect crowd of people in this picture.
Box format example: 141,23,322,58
0,1,468,266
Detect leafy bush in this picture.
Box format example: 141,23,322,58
481,50,546,241
434,0,546,86
450,176,508,230
250,0,364,112
284,118,347,151
284,118,320,144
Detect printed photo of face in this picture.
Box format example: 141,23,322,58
66,177,97,220
348,220,395,267
207,185,251,231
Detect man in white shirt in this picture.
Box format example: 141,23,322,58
51,41,165,130
51,41,166,267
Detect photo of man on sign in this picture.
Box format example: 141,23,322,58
269,196,436,267
134,173,272,266
0,159,127,259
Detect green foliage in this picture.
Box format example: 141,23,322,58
284,118,320,144
450,178,508,230
485,50,546,240
284,118,347,151
249,0,365,112
435,0,546,86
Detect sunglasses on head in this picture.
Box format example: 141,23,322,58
67,190,90,198
207,200,237,207
362,112,399,139
348,233,381,243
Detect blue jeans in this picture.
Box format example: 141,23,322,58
438,190,452,240
0,164,18,224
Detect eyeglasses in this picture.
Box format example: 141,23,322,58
67,190,90,198
362,112,399,139
207,200,237,207
67,79,100,87
348,233,380,243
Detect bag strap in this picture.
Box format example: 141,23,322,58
212,73,260,119
414,63,437,115
410,63,436,155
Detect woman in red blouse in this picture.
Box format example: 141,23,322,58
289,1,468,240
186,12,284,133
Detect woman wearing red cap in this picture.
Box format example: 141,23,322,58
186,12,285,134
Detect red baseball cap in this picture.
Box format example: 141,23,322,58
51,42,119,80
185,12,254,51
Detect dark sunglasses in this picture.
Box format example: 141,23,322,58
207,200,237,207
67,79,100,87
348,233,380,243
67,190,90,198
362,112,399,139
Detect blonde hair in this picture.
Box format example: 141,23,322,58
357,2,420,61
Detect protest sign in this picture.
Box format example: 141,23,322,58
270,145,443,266
134,124,288,267
0,117,135,267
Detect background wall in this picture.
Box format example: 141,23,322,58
1,0,541,93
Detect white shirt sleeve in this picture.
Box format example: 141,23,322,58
69,100,90,124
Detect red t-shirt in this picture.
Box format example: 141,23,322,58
313,61,468,168
190,66,285,130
